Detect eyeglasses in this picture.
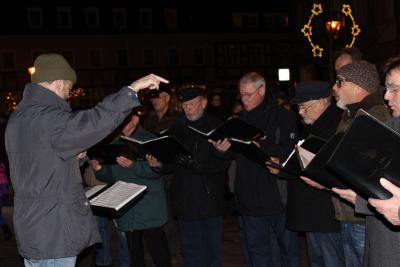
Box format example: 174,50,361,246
384,84,400,93
239,85,262,98
335,78,348,88
298,101,317,112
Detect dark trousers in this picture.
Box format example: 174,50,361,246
126,226,172,267
179,216,223,267
307,231,345,267
239,213,300,267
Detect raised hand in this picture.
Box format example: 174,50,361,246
129,73,169,93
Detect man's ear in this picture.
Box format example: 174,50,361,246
259,84,266,96
201,97,208,108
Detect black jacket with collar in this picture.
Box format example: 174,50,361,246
286,103,343,232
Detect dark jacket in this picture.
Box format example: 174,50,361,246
95,127,167,231
5,83,139,259
234,98,298,216
332,92,391,223
286,103,342,232
161,112,230,220
143,108,179,134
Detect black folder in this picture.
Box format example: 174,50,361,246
228,138,281,169
120,135,193,164
279,135,327,178
327,110,400,199
187,117,263,141
87,143,140,165
86,181,147,217
296,133,347,189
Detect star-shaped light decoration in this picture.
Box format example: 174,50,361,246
342,4,352,16
351,24,361,36
312,3,323,15
312,45,324,57
301,25,313,37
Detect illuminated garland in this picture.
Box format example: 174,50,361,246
301,3,361,57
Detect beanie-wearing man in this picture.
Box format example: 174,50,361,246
5,53,168,267
334,56,400,267
287,81,345,267
329,60,391,267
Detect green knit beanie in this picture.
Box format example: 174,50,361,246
31,53,77,84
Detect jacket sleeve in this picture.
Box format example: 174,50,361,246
50,87,140,160
94,166,116,184
355,195,375,215
127,161,162,180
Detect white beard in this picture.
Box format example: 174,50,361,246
336,99,347,110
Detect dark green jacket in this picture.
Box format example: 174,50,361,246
95,127,167,231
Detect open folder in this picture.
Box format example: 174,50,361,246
328,110,400,199
279,135,327,178
120,135,193,164
86,181,147,217
296,133,347,189
187,116,263,141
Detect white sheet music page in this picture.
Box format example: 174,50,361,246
89,181,147,210
297,145,315,170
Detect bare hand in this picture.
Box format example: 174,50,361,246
130,73,169,92
332,188,357,205
266,157,280,175
77,151,87,159
146,154,162,168
208,138,231,152
89,159,102,172
369,178,400,226
300,176,326,190
116,156,133,169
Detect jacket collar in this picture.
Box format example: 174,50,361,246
22,83,71,112
346,92,385,118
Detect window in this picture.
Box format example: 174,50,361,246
225,44,240,66
117,49,128,66
249,44,265,66
143,48,154,65
113,8,127,29
139,8,152,29
232,13,258,29
164,8,177,29
85,8,100,28
194,48,204,65
169,48,179,65
57,7,72,29
89,49,102,67
277,43,291,66
27,7,43,29
3,51,16,70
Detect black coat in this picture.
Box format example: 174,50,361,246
286,103,343,232
234,99,298,216
162,112,230,220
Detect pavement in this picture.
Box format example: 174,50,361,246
0,202,309,267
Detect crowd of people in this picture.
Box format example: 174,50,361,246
3,48,400,267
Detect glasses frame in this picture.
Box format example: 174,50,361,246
385,84,400,93
298,101,317,113
335,78,348,88
239,85,262,98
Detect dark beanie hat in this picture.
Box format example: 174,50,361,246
291,81,331,104
336,60,380,93
31,53,77,84
179,86,206,102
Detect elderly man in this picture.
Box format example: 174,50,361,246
334,55,400,266
287,81,345,267
5,53,168,267
334,47,362,71
211,72,299,267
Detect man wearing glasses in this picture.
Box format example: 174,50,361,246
333,56,400,266
287,81,345,267
327,60,390,267
212,72,299,267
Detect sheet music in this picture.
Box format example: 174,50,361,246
85,184,107,199
281,140,305,167
297,146,315,169
89,181,147,210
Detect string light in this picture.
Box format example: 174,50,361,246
301,3,361,57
